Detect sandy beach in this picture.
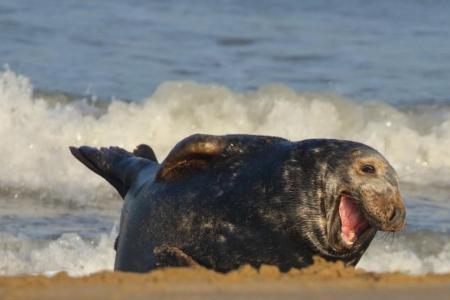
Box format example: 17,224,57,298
1,259,449,300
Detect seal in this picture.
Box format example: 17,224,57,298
70,134,405,273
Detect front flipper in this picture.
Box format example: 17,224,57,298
156,133,287,182
156,134,227,181
154,245,199,268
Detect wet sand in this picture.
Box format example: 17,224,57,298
1,259,450,300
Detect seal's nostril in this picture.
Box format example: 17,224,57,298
389,208,397,222
389,207,405,226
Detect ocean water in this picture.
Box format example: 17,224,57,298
1,0,450,276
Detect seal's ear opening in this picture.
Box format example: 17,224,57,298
157,134,227,181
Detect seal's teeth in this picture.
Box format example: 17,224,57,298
341,231,356,245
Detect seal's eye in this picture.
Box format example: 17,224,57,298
361,164,376,174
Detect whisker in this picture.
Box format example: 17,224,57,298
376,231,399,248
377,231,390,242
388,232,396,246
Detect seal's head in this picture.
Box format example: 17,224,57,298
292,140,405,264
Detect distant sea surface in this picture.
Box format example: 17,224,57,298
1,0,450,103
1,0,450,276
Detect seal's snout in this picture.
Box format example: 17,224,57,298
376,193,406,232
359,186,406,233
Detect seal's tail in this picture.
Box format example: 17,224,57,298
69,144,157,198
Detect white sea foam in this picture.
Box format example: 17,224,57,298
2,69,450,205
358,236,450,275
0,232,115,277
0,229,449,276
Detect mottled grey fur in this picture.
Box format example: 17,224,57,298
70,134,405,273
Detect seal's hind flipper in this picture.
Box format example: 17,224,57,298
70,144,156,199
133,144,157,162
70,146,129,197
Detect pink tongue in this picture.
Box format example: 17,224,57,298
339,196,368,245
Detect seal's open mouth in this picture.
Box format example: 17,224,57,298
338,195,370,246
328,193,375,253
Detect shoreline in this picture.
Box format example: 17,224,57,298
2,260,450,300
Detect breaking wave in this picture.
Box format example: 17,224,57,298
2,69,450,206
